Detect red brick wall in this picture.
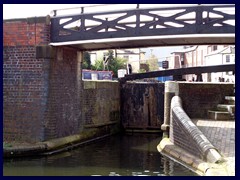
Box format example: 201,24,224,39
3,17,51,143
3,16,120,143
3,16,50,46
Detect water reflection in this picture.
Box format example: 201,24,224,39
3,133,197,176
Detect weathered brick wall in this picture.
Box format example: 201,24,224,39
178,82,234,118
3,16,50,46
44,47,82,140
3,17,51,143
3,16,120,143
82,81,120,127
121,82,164,129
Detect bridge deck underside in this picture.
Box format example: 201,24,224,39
50,35,234,51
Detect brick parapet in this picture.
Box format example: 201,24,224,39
3,16,50,46
170,96,222,163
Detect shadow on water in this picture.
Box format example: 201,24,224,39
3,133,197,176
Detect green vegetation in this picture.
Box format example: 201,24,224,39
82,51,91,69
3,142,12,148
147,54,159,71
91,50,127,78
138,69,146,73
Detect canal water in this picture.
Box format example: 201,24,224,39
3,133,197,176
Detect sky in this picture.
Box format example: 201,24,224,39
3,4,184,60
142,46,183,61
3,4,98,19
3,4,195,19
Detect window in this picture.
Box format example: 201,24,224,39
213,45,218,51
226,55,230,63
180,53,184,65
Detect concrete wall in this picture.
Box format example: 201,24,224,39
121,82,164,129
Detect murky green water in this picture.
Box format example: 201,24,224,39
3,133,197,176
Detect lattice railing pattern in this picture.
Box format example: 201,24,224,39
51,4,235,43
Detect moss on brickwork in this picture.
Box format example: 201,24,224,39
83,81,97,89
3,142,12,148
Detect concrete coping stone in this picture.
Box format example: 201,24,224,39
157,138,232,176
4,129,102,158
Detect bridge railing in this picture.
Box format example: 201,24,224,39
50,4,235,43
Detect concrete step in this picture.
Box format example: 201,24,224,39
217,104,235,114
225,96,235,105
208,110,232,120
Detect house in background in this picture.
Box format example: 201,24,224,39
116,49,145,73
170,45,235,82
89,48,145,73
205,46,235,83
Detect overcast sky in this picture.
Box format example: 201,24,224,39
3,4,197,19
3,4,97,19
3,4,184,59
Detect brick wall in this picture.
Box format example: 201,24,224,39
3,17,50,143
178,82,234,118
3,17,52,143
162,81,235,140
3,17,83,143
44,46,82,140
170,96,216,161
82,81,120,127
3,16,50,46
3,46,50,142
3,16,121,143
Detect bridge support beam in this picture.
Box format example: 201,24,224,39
161,81,179,138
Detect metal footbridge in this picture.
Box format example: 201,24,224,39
50,4,235,50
